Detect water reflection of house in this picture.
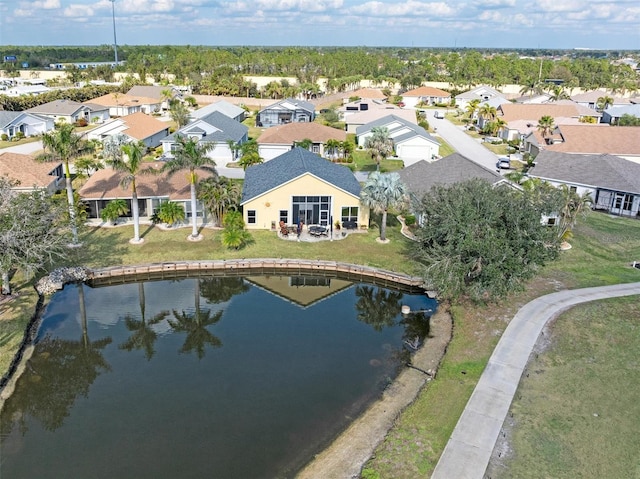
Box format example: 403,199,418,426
245,275,354,308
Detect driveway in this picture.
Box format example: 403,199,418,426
424,110,500,171
0,140,43,155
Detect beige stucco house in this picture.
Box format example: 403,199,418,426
241,147,369,230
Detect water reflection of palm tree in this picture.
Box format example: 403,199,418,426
119,283,169,360
400,311,432,348
168,280,223,359
355,286,403,331
1,283,112,435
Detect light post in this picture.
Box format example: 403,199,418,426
111,0,118,64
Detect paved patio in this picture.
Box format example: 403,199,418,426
277,226,365,242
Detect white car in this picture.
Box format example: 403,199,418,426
496,157,511,169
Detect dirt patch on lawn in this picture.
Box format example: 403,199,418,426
296,307,453,479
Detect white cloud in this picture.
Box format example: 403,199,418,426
64,4,95,17
535,0,585,13
473,0,516,8
223,0,343,13
349,1,457,17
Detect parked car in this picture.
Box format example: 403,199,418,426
496,157,511,169
434,110,444,119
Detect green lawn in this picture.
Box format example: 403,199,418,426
492,296,640,478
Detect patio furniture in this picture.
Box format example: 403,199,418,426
309,225,328,237
342,221,357,230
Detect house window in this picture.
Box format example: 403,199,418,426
623,194,633,211
341,206,358,223
570,186,577,193
279,210,288,224
312,144,320,153
247,210,256,224
292,196,331,226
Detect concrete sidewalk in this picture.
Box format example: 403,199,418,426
431,281,640,479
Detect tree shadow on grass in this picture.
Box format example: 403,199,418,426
64,228,129,269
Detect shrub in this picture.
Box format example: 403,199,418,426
404,214,416,226
100,199,129,224
75,118,88,127
157,201,185,227
1,134,8,141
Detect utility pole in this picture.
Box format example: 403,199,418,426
111,0,118,64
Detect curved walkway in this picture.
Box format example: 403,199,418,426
432,281,640,479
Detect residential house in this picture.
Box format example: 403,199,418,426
85,112,170,148
257,122,346,161
401,86,451,108
571,89,630,110
344,106,416,134
87,93,162,117
79,162,215,224
0,152,63,194
241,147,369,230
192,100,246,122
528,150,640,218
523,124,640,162
356,115,440,167
3,85,51,97
602,105,640,125
255,98,315,128
493,102,601,142
160,111,249,167
397,153,505,201
0,110,54,139
455,85,509,110
126,85,181,111
27,99,110,125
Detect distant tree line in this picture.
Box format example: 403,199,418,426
2,46,638,96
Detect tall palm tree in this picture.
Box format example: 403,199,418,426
170,101,191,128
324,138,340,160
548,85,570,101
465,98,481,119
105,141,147,243
162,135,217,239
364,126,394,171
360,171,408,242
198,176,242,226
38,123,93,245
478,103,497,122
536,115,556,144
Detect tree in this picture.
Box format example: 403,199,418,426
596,95,614,111
557,185,592,243
170,101,191,128
364,126,394,171
0,178,69,295
618,114,640,126
294,138,313,151
221,210,252,249
38,122,94,244
162,136,217,239
548,85,570,101
156,200,185,227
360,171,408,242
465,98,480,119
104,141,148,243
355,285,403,331
197,176,241,227
238,139,263,170
73,155,104,184
411,179,560,301
324,138,340,160
478,103,497,122
100,199,129,225
536,115,556,143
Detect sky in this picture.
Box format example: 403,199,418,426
1,0,639,50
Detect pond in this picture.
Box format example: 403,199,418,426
0,273,437,479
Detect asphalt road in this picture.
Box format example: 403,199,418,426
424,109,501,171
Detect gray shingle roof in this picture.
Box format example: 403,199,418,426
397,153,502,197
259,98,315,114
163,111,248,143
528,150,640,194
241,147,361,203
192,100,245,120
0,111,20,127
27,99,87,115
355,114,437,145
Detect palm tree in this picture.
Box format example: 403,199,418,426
465,98,480,119
355,285,404,331
557,185,592,244
294,138,313,151
478,103,497,122
536,115,556,144
324,138,340,160
364,126,394,171
197,176,241,226
170,101,191,128
100,199,129,225
596,95,614,111
548,85,570,101
38,123,93,244
106,141,147,243
360,171,408,242
157,200,185,227
162,135,217,239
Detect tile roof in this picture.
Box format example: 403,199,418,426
0,152,61,189
498,102,599,122
349,88,387,99
79,162,214,200
257,122,346,144
397,153,502,198
120,112,169,140
241,147,361,203
126,85,173,100
528,151,640,194
86,93,161,107
542,125,640,155
570,89,629,104
403,86,451,98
